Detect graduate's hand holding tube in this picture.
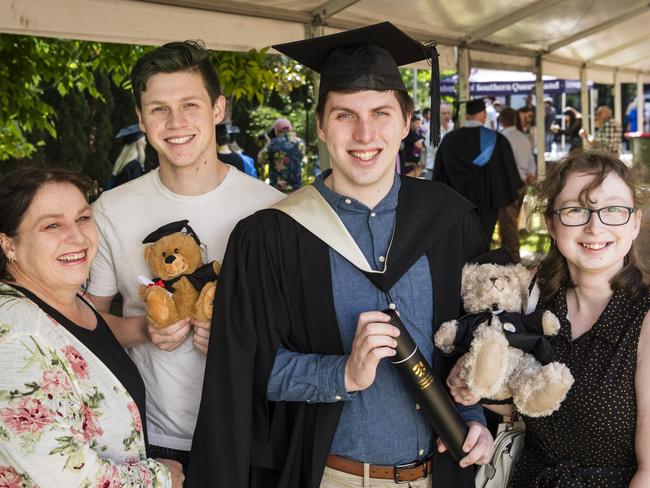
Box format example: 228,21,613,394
344,311,400,392
437,421,494,468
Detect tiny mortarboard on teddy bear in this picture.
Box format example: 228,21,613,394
142,219,201,246
469,248,515,266
272,22,443,146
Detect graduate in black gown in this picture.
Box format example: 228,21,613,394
187,23,494,488
433,99,523,241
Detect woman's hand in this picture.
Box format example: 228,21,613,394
446,354,481,405
157,458,184,488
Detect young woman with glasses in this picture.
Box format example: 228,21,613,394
449,150,650,487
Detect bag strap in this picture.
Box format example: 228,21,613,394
526,275,540,315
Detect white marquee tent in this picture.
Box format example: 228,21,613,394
3,0,650,173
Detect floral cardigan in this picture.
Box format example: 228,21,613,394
0,286,171,487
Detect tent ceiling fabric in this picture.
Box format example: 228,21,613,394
2,0,649,80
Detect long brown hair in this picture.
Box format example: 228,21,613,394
533,150,649,301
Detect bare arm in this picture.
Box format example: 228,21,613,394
630,310,650,487
87,293,148,347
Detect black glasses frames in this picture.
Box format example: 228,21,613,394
552,206,636,227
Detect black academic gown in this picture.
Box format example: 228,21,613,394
186,176,488,488
433,127,523,239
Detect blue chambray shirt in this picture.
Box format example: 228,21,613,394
267,171,485,465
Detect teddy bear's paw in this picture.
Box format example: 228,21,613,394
462,325,510,398
194,282,216,322
513,361,574,417
542,310,562,336
434,321,458,353
146,288,180,328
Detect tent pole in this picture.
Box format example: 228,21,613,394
560,92,567,152
535,54,546,179
637,73,645,133
457,45,470,127
306,23,330,171
614,69,622,127
590,88,597,137
580,65,590,137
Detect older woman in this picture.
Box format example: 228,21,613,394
449,150,649,487
0,168,183,487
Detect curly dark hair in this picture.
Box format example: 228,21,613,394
532,150,649,301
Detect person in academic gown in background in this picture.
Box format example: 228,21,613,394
187,22,494,488
433,99,523,241
216,123,246,173
107,124,148,189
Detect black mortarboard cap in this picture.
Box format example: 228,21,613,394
115,123,145,144
142,219,201,245
465,99,486,116
273,22,443,146
469,248,515,266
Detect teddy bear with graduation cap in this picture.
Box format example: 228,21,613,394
139,220,220,328
434,249,574,417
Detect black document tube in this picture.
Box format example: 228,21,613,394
384,308,468,462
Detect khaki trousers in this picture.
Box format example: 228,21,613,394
319,466,432,488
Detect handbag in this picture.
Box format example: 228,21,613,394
475,415,525,488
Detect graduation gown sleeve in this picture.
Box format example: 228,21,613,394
186,211,345,488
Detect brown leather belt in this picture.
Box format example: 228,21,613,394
326,454,432,483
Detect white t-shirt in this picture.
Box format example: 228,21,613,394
89,167,284,450
501,126,536,181
484,104,498,130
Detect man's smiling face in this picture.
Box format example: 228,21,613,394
317,89,409,199
137,71,224,171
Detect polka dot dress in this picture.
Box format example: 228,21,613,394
510,287,650,487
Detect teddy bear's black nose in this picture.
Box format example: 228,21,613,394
490,277,497,285
165,255,176,264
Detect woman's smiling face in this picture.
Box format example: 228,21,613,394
547,171,642,281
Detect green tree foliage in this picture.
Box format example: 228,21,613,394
400,67,458,110
0,34,144,161
1,34,310,173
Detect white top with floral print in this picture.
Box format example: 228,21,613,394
0,285,171,488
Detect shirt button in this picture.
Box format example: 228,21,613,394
335,395,342,401
370,212,376,217
419,448,425,456
344,198,352,205
389,303,396,310
415,403,421,410
378,255,385,263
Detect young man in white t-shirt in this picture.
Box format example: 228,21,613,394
87,41,283,471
